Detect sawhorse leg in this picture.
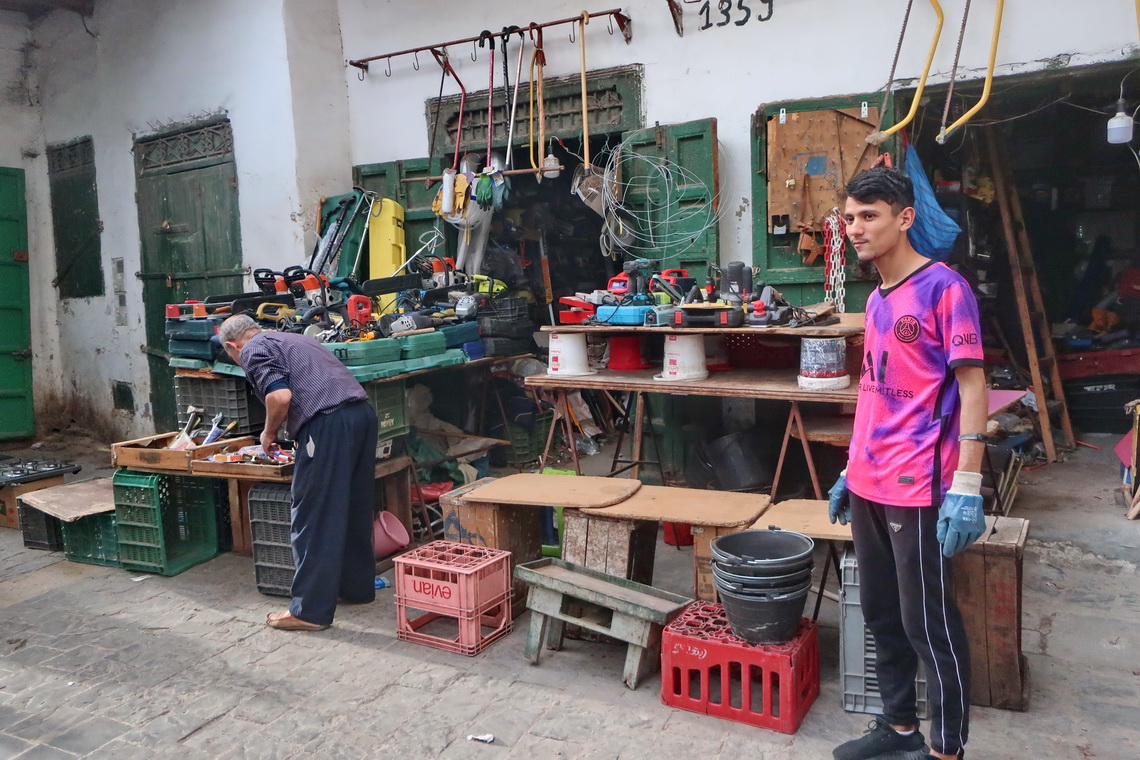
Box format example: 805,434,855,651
608,392,665,481
538,390,581,475
770,401,823,501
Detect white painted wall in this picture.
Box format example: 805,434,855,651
337,0,1140,265
4,0,351,436
0,10,62,418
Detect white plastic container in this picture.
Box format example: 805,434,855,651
548,332,596,376
655,334,708,382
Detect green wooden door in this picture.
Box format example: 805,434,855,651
137,159,244,430
354,157,444,278
0,168,32,439
618,118,720,284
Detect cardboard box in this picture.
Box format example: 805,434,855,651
0,476,67,530
111,433,252,472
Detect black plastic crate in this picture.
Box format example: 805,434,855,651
17,500,64,551
248,483,292,524
482,337,534,357
477,316,534,340
255,563,293,597
174,375,266,435
485,295,528,320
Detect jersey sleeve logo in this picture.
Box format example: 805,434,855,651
894,315,921,343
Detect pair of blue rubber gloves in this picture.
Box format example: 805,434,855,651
828,469,985,557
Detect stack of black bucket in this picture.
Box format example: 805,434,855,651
711,528,814,645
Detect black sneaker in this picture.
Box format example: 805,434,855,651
833,716,926,760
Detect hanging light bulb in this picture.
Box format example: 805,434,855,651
1107,98,1134,144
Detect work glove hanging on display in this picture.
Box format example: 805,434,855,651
828,469,851,526
936,471,986,557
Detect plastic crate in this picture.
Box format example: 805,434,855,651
481,337,533,357
174,375,266,435
502,409,554,466
248,483,293,525
17,500,64,551
485,295,528,320
476,316,534,340
365,380,409,442
166,316,224,340
661,602,819,735
394,540,511,616
253,542,294,568
252,520,291,546
62,512,120,567
255,562,293,597
168,338,217,361
394,540,512,656
113,471,220,576
840,549,929,718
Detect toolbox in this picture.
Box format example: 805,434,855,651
322,338,402,366
397,331,447,359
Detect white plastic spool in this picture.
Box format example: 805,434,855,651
655,334,708,382
798,337,850,390
440,168,456,215
548,332,596,377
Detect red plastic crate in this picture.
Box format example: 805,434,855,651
394,540,511,616
661,602,819,734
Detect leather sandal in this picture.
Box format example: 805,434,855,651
266,611,329,631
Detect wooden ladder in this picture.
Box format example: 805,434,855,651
985,128,1074,462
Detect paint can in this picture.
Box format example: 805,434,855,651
655,334,708,382
548,332,596,376
798,337,850,390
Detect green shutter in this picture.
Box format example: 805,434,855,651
47,138,104,299
354,157,446,277
752,94,897,310
618,118,720,284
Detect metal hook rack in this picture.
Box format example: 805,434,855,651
346,8,632,75
412,51,420,71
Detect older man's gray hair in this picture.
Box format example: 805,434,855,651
218,314,261,344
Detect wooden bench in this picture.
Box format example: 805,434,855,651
514,558,692,690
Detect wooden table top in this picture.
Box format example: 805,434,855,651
541,315,864,338
525,367,858,403
579,485,770,527
754,499,853,542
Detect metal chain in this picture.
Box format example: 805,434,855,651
940,0,972,136
823,209,847,313
878,0,915,124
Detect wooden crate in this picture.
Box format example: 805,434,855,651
0,476,66,530
112,433,249,472
441,478,543,614
188,437,292,479
952,516,1030,710
562,510,656,587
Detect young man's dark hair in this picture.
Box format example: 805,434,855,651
844,166,915,213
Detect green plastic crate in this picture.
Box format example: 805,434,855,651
62,512,120,567
365,380,409,441
397,331,446,359
503,409,554,466
112,470,220,576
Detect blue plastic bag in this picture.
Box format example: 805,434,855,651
905,144,960,261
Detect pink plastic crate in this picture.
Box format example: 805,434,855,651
661,602,819,735
394,540,511,616
396,599,512,656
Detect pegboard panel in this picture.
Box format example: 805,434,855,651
767,107,881,232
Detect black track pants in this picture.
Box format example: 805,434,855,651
289,400,378,626
849,493,971,757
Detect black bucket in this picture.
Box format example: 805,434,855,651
714,575,812,598
718,584,809,645
711,528,814,573
707,432,771,491
712,561,812,589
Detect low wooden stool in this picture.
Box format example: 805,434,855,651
514,558,692,689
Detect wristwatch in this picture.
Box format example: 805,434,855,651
958,433,993,443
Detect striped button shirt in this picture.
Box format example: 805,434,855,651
240,331,367,437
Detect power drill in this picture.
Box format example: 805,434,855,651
622,259,655,304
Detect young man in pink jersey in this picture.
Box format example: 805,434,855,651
828,167,988,760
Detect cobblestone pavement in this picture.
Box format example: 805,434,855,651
1,439,1138,759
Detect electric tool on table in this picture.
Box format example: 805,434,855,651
589,259,657,325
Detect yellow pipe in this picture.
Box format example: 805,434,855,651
938,0,1004,143
869,0,945,145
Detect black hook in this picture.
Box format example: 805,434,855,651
384,58,392,77
356,65,366,81
478,30,493,48
568,24,575,43
471,40,478,61
413,51,420,71
608,15,615,35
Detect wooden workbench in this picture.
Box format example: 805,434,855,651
539,312,865,337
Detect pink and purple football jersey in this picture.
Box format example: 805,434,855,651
846,261,984,507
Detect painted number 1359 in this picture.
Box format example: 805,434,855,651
698,0,774,30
